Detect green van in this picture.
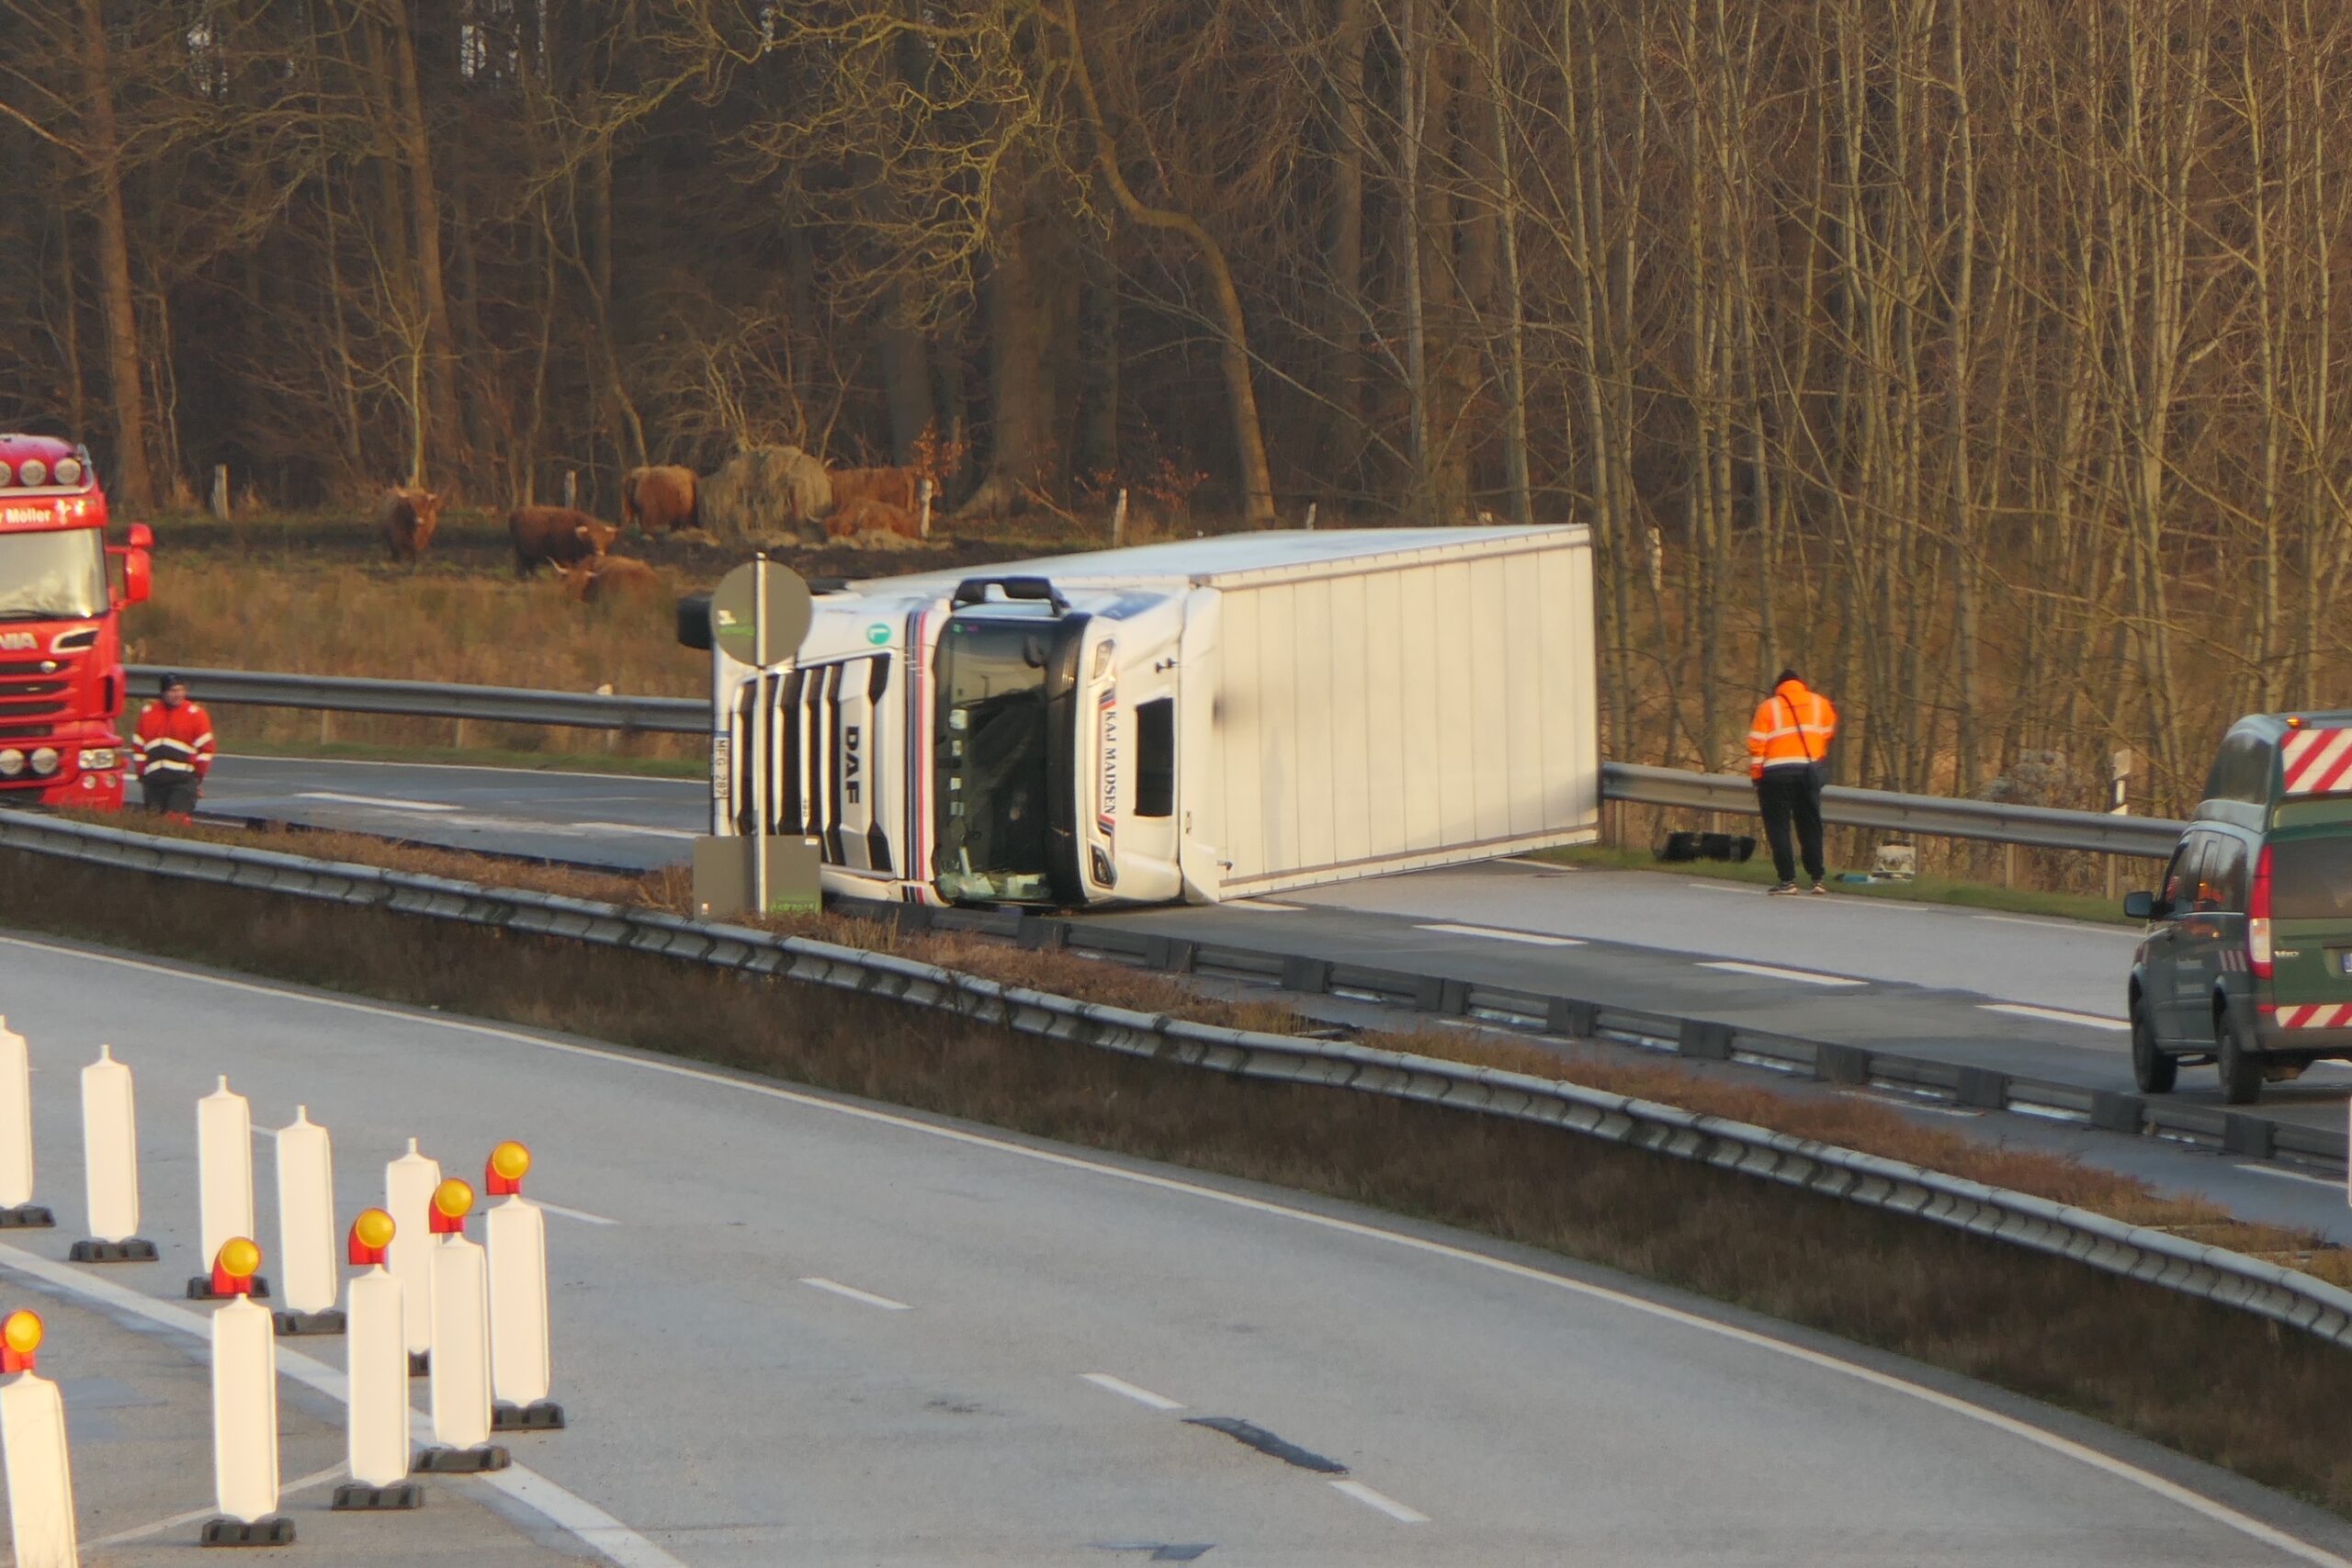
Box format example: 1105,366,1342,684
2124,712,2352,1103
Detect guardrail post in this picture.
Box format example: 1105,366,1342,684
1677,1019,1733,1061
1815,1043,1871,1086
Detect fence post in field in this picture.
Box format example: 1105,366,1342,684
210,466,230,521
1112,489,1128,547
918,478,933,539
561,470,577,511
1304,502,1317,530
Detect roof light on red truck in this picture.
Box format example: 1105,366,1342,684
2248,843,2274,979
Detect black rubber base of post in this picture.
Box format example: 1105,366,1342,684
272,1308,345,1336
187,1275,271,1301
413,1445,510,1474
0,1204,53,1229
492,1400,566,1432
70,1238,158,1263
408,1349,430,1377
200,1516,295,1547
332,1482,424,1511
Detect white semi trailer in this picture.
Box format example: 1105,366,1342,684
695,525,1599,908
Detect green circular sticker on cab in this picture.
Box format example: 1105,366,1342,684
865,622,892,647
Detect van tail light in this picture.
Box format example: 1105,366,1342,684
2248,844,2274,979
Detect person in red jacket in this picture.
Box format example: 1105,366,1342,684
131,672,215,818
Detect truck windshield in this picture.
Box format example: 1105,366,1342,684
933,619,1057,902
0,529,106,621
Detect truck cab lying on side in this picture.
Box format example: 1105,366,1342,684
2126,712,2352,1103
688,527,1601,911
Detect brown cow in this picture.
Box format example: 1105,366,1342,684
378,487,443,563
825,466,919,512
509,506,618,577
561,554,664,605
824,496,922,541
621,465,699,534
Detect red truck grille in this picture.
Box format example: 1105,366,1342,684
0,658,72,737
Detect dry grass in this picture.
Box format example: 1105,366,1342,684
10,849,2352,1516
87,812,2344,1272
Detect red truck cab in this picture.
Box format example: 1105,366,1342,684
0,434,152,808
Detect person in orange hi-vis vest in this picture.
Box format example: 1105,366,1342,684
1747,667,1838,895
131,671,215,819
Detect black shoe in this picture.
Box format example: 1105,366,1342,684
1768,882,1799,896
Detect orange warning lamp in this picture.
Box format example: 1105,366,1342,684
348,1207,396,1267
430,1178,476,1235
2,1309,42,1374
486,1140,531,1197
211,1236,262,1297
2289,715,2306,728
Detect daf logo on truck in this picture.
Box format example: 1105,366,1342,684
843,724,862,805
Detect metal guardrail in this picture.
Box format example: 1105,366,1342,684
1601,762,2188,860
1,808,2343,1349
126,665,706,735
138,665,2187,861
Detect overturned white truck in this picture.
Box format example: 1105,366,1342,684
689,526,1600,909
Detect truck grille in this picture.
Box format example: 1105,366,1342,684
730,655,893,874
0,655,70,736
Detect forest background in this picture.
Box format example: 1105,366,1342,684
3,0,2346,817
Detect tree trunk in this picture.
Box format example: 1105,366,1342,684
75,0,155,507
385,0,460,486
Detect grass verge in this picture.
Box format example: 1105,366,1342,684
1536,841,2134,925
6,848,2352,1517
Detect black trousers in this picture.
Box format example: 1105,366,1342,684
1755,766,1825,885
141,774,198,815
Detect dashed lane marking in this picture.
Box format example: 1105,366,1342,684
1331,1480,1430,1524
1413,922,1584,947
799,1277,912,1312
2237,1165,2344,1191
85,1465,343,1549
1081,1373,1186,1412
1978,1002,2130,1032
573,821,699,840
538,1201,621,1226
294,791,461,813
1698,960,1866,988
11,933,2349,1568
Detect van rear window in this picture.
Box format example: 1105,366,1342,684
2270,839,2352,919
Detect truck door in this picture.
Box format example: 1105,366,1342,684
2144,832,2208,1045
2177,830,2248,1039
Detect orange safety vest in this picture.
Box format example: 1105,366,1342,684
132,699,216,782
1747,681,1837,779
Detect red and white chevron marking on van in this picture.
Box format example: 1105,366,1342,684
2282,725,2352,795
2273,1002,2352,1029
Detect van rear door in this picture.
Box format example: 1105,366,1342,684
2260,829,2352,1031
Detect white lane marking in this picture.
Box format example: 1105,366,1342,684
225,752,704,788
1699,960,1866,988
1834,1091,1981,1121
1331,1479,1430,1524
2237,1165,2346,1191
12,934,2349,1568
1225,899,1306,912
85,1465,343,1549
1081,1372,1186,1411
1974,913,2120,936
1414,922,1584,948
539,1201,622,1227
1979,1002,2130,1032
0,1228,684,1568
1686,882,1761,896
799,1277,912,1312
573,821,699,840
295,791,461,813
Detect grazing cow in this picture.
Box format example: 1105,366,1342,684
561,554,663,605
378,487,444,563
825,466,919,512
509,505,618,576
824,496,922,540
621,465,699,534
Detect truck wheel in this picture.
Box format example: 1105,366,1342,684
2131,998,2176,1094
2216,1004,2262,1106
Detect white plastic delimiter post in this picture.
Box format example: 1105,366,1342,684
486,1195,551,1406
0,1371,76,1568
345,1267,408,1486
0,1019,34,1210
429,1234,492,1449
196,1077,254,1271
79,1046,138,1244
384,1141,441,1356
274,1109,336,1316
210,1295,280,1525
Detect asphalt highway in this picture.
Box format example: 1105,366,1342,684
3,931,2350,1564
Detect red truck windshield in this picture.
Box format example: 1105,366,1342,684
0,528,106,621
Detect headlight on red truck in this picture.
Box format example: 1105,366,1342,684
28,748,58,775
0,750,22,777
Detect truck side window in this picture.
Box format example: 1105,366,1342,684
2200,835,2249,913
1136,698,1175,818
2160,837,2203,915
